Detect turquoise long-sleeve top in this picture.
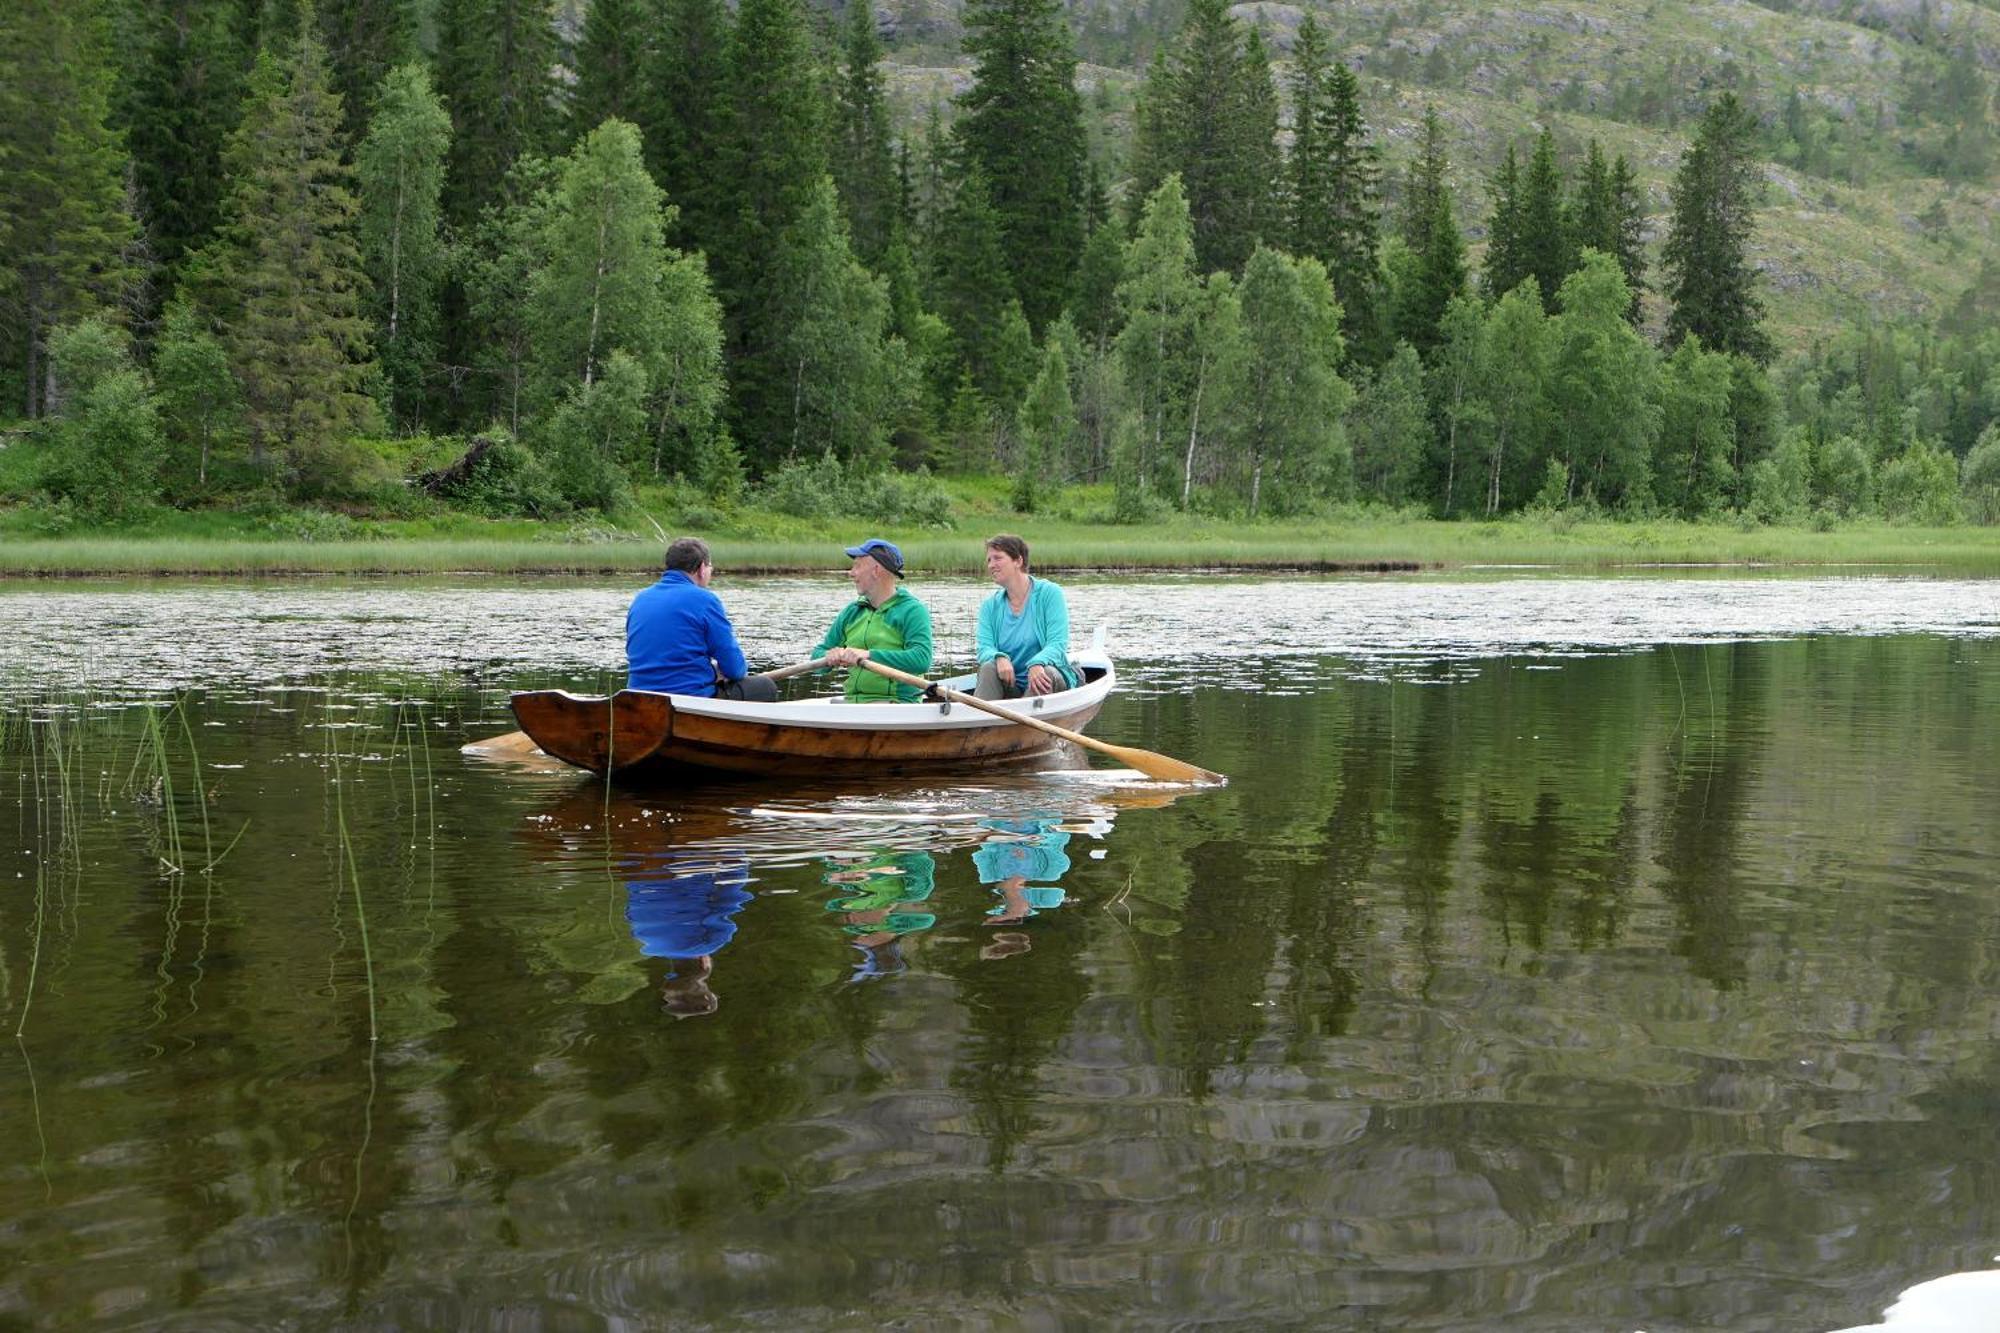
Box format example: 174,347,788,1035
975,577,1079,690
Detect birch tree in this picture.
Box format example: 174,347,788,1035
357,62,450,429
1233,247,1349,515
1116,175,1202,500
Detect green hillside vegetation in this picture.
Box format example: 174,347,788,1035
880,0,2000,338
0,0,1996,566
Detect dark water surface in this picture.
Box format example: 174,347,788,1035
3,573,1999,1330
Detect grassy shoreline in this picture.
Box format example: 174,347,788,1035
4,516,2000,577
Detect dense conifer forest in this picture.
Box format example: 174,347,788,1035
2,0,1997,532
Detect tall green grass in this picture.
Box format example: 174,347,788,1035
324,715,380,1044
4,518,1999,576
13,699,89,1037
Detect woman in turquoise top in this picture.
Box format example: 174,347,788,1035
975,534,1079,700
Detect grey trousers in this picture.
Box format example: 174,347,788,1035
975,660,1022,701
714,674,780,702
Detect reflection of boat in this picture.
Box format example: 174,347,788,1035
516,775,1171,992
510,640,1116,781
518,770,1176,875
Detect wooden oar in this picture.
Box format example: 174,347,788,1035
464,656,831,757
857,658,1224,785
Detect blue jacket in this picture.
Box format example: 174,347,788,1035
626,570,749,695
975,577,1079,689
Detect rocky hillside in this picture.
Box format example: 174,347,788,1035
872,0,2000,343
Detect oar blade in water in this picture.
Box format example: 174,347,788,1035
1101,743,1225,785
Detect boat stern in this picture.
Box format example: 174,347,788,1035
510,689,675,774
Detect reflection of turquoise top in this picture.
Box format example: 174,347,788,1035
988,886,1066,916
976,578,1079,689
972,819,1072,886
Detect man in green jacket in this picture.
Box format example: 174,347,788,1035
815,538,934,702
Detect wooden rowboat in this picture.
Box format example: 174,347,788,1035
510,638,1117,780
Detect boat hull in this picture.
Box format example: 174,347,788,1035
511,660,1115,780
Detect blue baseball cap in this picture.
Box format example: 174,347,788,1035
843,538,905,577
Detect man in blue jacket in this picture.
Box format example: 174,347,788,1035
625,537,778,700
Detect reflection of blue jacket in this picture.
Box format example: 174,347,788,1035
626,570,749,695
625,857,752,958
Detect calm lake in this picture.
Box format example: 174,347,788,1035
3,571,1998,1330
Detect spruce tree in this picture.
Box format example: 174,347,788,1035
1083,160,1111,234
832,0,900,266
1237,32,1283,270
911,101,952,257
1318,60,1383,357
880,232,950,393
1570,142,1615,267
0,0,142,417
569,0,649,140
1070,221,1127,354
1393,187,1467,360
118,1,252,286
1606,155,1648,323
1568,139,1649,322
990,299,1040,421
1481,145,1526,302
1517,128,1571,311
954,0,1089,331
205,25,379,484
1015,337,1076,511
1131,0,1274,275
1664,92,1773,363
639,0,732,255
435,0,558,230
357,62,450,429
1400,104,1450,254
319,0,415,138
930,168,1016,406
711,0,828,464
1285,15,1332,257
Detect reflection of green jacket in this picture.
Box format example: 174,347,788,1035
814,586,934,702
823,852,937,936
823,851,936,910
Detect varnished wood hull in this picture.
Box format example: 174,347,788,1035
511,660,1115,781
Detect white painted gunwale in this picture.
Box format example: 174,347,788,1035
663,650,1115,732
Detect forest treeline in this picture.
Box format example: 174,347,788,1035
3,0,1998,529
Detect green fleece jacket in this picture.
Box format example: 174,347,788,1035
813,585,934,701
